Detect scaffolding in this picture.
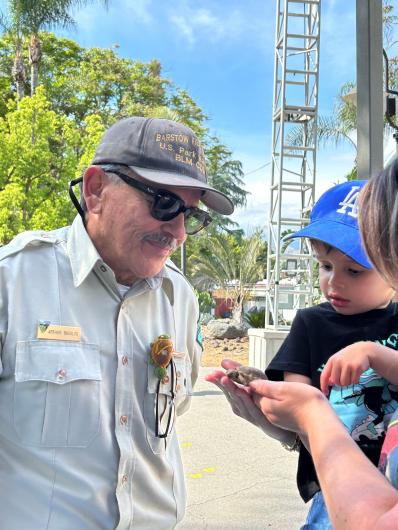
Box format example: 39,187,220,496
265,0,321,329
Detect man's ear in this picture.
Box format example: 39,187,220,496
83,166,107,214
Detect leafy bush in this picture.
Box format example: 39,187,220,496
195,290,215,315
243,307,265,328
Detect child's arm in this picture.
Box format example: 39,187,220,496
250,379,398,530
320,341,398,394
284,371,312,384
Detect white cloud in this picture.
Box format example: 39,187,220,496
168,14,196,44
169,7,241,45
167,2,273,49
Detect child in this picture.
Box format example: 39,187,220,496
243,158,398,530
207,179,398,529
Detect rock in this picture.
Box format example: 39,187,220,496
205,319,248,340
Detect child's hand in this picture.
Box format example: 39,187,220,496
320,341,374,395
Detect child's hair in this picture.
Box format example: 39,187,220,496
309,239,365,266
359,159,398,287
309,239,333,256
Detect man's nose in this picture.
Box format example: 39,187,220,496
165,213,187,241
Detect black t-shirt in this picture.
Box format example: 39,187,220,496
266,302,398,503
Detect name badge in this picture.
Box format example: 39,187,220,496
37,321,81,342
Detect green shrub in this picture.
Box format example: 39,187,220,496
244,307,265,328
195,290,215,315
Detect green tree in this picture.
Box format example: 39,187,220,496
2,0,109,98
0,86,79,242
286,81,357,175
0,32,248,240
189,229,265,323
204,140,247,230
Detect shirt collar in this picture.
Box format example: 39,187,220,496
67,216,105,287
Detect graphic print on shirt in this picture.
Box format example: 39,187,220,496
328,370,398,443
324,332,398,445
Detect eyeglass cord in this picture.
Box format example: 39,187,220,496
155,360,176,438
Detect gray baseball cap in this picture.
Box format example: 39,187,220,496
92,116,234,215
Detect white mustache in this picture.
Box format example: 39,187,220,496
141,233,179,251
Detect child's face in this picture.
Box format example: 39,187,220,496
316,247,394,315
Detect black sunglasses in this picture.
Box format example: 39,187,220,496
69,169,212,235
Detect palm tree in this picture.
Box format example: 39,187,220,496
4,0,109,97
286,82,357,157
1,2,26,99
189,230,265,323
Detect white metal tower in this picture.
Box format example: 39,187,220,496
265,0,321,329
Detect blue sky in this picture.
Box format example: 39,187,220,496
3,0,396,231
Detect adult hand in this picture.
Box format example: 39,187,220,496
205,360,296,444
249,379,329,442
320,341,374,395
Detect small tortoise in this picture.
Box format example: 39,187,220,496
226,366,268,386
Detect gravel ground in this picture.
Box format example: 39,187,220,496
200,325,249,367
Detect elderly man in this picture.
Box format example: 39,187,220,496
0,117,233,530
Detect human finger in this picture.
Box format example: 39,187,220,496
339,363,353,387
320,360,333,395
221,358,242,370
213,375,255,419
249,379,281,399
351,365,364,385
205,369,227,384
329,357,344,387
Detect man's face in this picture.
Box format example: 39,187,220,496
85,170,202,285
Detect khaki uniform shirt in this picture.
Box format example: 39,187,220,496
0,216,201,530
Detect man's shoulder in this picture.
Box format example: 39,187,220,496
0,227,68,262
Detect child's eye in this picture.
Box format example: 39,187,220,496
319,264,332,271
348,268,362,275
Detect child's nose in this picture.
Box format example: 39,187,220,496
329,271,344,288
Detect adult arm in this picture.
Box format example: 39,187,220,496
250,379,398,530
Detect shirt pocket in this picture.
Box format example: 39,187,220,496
14,340,101,448
144,355,192,455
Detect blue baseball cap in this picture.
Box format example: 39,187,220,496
286,180,372,268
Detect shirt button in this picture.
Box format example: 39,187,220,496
121,474,128,485
176,370,181,378
120,415,128,426
100,265,107,272
121,356,128,366
56,368,66,381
